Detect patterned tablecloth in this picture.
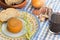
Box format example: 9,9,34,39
32,0,60,40
0,0,60,40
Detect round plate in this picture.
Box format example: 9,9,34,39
0,10,40,40
2,18,27,37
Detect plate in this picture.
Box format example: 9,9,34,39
2,18,27,37
0,10,40,40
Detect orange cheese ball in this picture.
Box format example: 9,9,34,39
32,0,45,8
7,17,23,33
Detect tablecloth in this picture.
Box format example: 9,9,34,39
0,0,60,40
32,0,60,40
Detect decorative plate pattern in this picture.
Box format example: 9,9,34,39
0,11,40,40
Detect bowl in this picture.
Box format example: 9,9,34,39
0,0,27,9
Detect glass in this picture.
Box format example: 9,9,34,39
49,12,60,34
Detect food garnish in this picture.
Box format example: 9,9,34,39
33,7,52,22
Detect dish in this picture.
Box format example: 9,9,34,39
2,18,27,37
7,17,23,33
0,9,40,40
5,0,23,5
0,0,27,8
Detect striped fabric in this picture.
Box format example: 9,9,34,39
22,0,60,40
23,0,60,40
0,0,60,40
32,0,60,40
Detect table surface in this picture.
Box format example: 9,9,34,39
0,0,60,40
32,0,60,40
